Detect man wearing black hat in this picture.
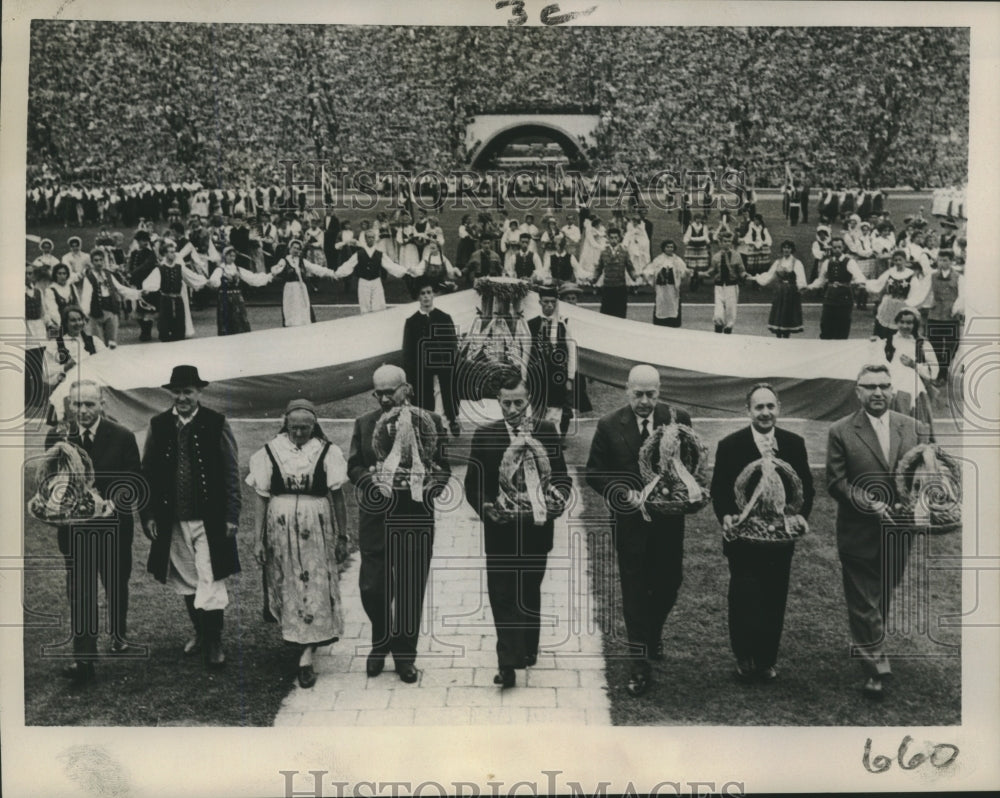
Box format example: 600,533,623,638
140,365,241,669
402,279,462,436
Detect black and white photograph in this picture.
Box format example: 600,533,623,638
2,1,998,795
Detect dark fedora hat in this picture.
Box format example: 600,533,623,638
163,364,209,390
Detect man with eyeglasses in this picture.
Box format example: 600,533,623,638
347,364,451,684
826,364,929,700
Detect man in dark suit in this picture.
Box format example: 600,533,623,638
464,368,571,688
45,380,142,684
402,278,461,436
140,365,241,669
585,364,693,696
827,363,929,699
347,364,450,684
710,383,814,683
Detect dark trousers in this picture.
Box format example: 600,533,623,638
358,504,434,665
24,346,46,411
725,540,795,670
839,528,913,676
614,516,684,676
925,317,961,380
599,286,628,319
486,553,549,669
789,205,800,226
58,521,133,659
414,368,458,423
819,304,852,340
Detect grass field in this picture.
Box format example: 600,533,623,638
21,191,962,726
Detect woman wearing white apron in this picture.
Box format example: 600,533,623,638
270,239,339,327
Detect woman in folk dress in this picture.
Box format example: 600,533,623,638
248,399,350,689
878,308,938,437
576,216,607,284
741,214,773,275
208,246,273,335
269,239,339,327
751,240,808,337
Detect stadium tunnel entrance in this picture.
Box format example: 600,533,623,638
467,114,599,171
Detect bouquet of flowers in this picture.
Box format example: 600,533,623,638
726,455,809,544
372,384,439,501
636,412,710,519
27,441,114,525
893,443,962,533
495,430,566,524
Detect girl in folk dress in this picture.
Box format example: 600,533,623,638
270,239,339,327
43,262,81,335
208,246,273,335
877,309,939,437
395,212,421,272
577,216,607,283
741,214,773,275
623,216,651,274
248,400,350,689
682,214,711,289
374,211,399,263
751,240,808,337
866,250,929,340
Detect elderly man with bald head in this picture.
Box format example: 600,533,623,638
585,364,694,697
347,364,451,684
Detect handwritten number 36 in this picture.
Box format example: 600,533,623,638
863,737,959,773
496,1,598,26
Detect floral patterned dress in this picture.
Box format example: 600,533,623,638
247,435,348,645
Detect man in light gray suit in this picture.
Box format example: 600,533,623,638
826,363,929,699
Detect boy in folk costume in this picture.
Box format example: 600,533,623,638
127,230,160,341
542,234,579,286
334,228,413,314
810,225,832,283
79,249,142,349
141,239,208,342
806,236,868,340
644,239,688,328
526,285,577,433
705,231,746,334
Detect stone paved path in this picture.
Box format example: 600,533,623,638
274,467,611,726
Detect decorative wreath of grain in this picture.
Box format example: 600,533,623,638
473,276,532,304
372,401,438,487
893,443,962,533
726,456,809,544
495,433,562,521
28,441,113,525
637,420,710,515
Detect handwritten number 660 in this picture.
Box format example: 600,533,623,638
863,736,959,773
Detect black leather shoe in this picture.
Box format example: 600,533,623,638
493,668,516,688
758,666,778,683
366,652,386,677
733,659,756,684
862,676,884,700
62,661,95,684
625,673,649,697
396,663,419,684
298,665,317,689
524,653,537,667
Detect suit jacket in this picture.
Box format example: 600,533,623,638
45,419,142,537
710,426,815,528
347,406,451,549
585,402,692,529
464,418,570,556
826,409,929,559
402,308,458,384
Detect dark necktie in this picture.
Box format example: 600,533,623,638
82,430,93,449
640,419,649,442
720,253,731,283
